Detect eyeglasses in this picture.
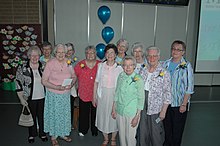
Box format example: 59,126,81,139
56,52,65,54
133,50,143,53
86,52,95,54
147,55,159,58
118,45,126,48
172,48,184,52
123,64,134,67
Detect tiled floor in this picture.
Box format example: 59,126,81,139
0,86,220,146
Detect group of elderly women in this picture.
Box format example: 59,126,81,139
16,39,194,146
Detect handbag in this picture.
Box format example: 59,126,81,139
18,105,34,127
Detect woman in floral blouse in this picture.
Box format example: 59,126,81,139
112,55,145,146
137,46,172,146
16,46,48,143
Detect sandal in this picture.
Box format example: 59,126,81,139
111,139,117,146
101,139,109,146
60,136,72,142
51,139,59,146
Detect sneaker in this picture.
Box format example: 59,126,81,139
78,132,84,137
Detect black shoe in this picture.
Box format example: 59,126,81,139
40,136,48,142
92,131,98,136
28,137,35,143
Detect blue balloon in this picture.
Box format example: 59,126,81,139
98,6,111,24
96,43,106,59
102,26,114,44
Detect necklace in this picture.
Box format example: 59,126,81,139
33,69,39,77
59,61,65,71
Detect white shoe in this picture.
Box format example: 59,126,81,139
78,132,84,137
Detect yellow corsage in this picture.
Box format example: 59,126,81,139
67,60,72,66
130,75,139,85
158,70,165,78
80,63,85,68
179,62,187,69
73,57,77,62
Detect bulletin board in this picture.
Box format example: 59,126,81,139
0,24,41,90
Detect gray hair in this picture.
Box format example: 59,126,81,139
131,42,145,57
27,46,41,58
65,43,75,51
116,38,129,51
85,45,96,53
53,44,67,55
146,46,160,56
122,55,137,68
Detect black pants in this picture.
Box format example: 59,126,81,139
78,98,98,135
163,105,188,146
28,98,46,138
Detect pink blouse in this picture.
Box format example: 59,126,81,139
96,62,123,88
42,58,75,94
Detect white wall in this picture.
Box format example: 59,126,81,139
53,0,220,85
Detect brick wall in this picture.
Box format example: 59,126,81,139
0,0,40,24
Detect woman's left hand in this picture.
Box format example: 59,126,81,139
131,115,139,127
159,111,166,121
179,105,187,113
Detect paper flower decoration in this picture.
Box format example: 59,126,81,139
22,25,28,30
8,30,14,35
7,74,15,79
3,63,11,69
3,40,9,45
3,78,10,83
1,28,7,34
16,28,23,33
6,25,13,30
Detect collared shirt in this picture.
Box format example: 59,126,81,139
114,72,145,117
139,63,172,115
74,59,100,102
134,61,148,74
162,57,194,107
40,55,52,64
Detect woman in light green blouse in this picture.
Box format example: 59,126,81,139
112,55,145,146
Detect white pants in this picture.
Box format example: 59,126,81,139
116,114,138,146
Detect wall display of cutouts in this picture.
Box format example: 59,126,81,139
0,24,41,91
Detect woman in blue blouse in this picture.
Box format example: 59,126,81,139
162,40,194,146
